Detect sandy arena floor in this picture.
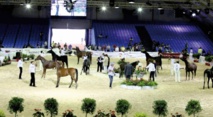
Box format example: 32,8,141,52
0,55,213,117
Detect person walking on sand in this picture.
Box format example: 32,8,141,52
108,63,115,88
29,61,37,87
17,57,23,79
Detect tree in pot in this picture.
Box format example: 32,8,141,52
185,99,202,117
152,100,168,117
8,97,24,117
44,98,58,117
115,99,131,117
81,98,96,117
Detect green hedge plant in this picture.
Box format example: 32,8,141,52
44,98,58,117
8,97,24,117
81,98,96,117
115,99,131,117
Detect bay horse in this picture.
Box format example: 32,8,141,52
75,47,92,64
81,59,91,75
203,67,213,89
181,58,197,80
35,55,61,78
47,49,68,68
119,60,140,78
55,60,78,88
141,50,162,73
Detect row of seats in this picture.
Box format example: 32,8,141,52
0,23,48,48
93,22,213,53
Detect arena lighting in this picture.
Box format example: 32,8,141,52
115,5,119,9
192,12,196,17
127,0,135,4
157,7,163,10
137,7,142,12
101,6,106,11
26,4,31,9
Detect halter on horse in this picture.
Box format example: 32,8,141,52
55,60,78,88
35,55,60,78
47,49,68,68
203,66,213,89
181,57,197,80
75,47,92,64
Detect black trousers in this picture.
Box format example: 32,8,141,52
97,62,103,72
149,71,155,81
19,67,22,79
30,73,35,86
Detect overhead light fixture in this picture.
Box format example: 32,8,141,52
26,4,31,9
101,6,106,11
137,8,142,12
192,12,196,17
115,5,119,9
127,0,135,4
158,7,163,10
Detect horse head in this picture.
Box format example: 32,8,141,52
35,55,41,61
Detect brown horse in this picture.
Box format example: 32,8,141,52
181,58,197,80
75,47,92,64
35,55,61,78
55,60,78,88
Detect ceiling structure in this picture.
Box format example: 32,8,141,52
0,0,212,9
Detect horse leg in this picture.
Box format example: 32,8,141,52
207,77,210,89
56,77,60,88
77,57,79,64
43,68,46,79
211,77,213,88
191,71,193,80
203,77,206,89
185,70,187,80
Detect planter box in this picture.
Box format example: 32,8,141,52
205,62,210,66
120,85,157,90
194,59,199,62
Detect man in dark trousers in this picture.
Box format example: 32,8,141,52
124,62,134,81
29,61,37,87
97,55,104,72
17,57,23,79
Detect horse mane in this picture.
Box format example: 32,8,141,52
131,61,139,68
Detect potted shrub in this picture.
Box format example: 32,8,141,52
152,100,168,117
33,109,45,117
81,98,96,117
134,112,147,117
7,55,11,64
115,99,131,117
44,98,58,117
29,54,35,60
22,54,28,61
3,56,7,64
0,109,6,117
62,109,76,117
8,97,24,117
185,99,202,117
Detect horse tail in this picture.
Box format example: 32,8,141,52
75,68,78,82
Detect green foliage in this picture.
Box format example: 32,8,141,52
33,109,45,117
81,98,96,117
44,98,58,117
134,112,147,117
192,53,201,59
153,100,168,117
117,60,127,65
62,109,77,117
21,54,28,59
0,109,6,117
185,99,202,117
121,80,158,87
3,56,7,63
29,54,35,59
7,56,11,62
134,69,147,75
8,97,24,117
115,99,131,116
205,56,213,62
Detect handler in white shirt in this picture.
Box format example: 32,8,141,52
17,58,23,79
146,61,156,81
170,56,175,76
174,61,181,82
29,61,37,87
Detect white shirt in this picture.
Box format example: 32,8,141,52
29,63,36,73
83,56,87,61
40,53,45,57
17,59,23,67
173,63,180,71
146,63,156,72
61,49,65,55
108,66,114,76
171,58,175,65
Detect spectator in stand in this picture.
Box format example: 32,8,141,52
68,44,72,51
106,44,111,52
64,43,67,50
44,41,48,48
189,48,193,61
